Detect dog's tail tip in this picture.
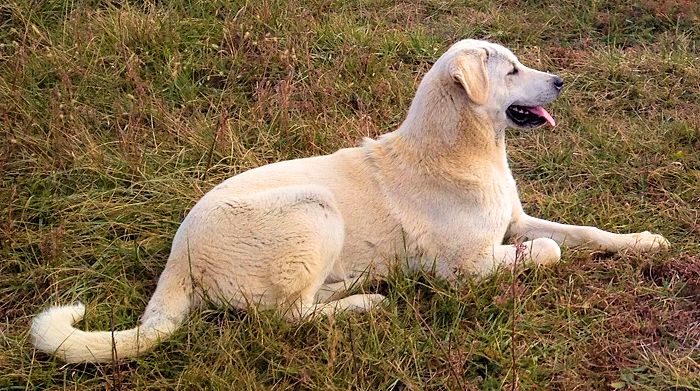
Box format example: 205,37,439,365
30,303,87,360
31,303,86,332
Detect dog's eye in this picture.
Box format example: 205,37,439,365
507,67,519,76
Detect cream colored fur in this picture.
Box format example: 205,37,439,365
31,39,669,363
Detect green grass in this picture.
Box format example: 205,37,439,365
1,0,699,389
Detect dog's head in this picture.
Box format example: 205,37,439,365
437,39,563,130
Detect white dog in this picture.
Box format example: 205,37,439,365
31,39,669,363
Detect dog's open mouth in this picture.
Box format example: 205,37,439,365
506,105,556,128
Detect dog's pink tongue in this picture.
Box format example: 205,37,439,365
527,106,556,127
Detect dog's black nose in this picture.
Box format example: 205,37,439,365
553,76,564,90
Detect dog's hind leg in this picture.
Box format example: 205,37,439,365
288,268,385,319
295,293,386,319
315,275,366,303
195,185,384,320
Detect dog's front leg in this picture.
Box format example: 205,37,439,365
471,238,562,276
507,215,669,253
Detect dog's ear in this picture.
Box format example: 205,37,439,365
449,49,489,105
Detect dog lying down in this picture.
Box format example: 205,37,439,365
31,39,669,363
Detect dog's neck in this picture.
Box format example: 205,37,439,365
380,81,507,172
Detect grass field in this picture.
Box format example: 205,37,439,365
1,0,699,389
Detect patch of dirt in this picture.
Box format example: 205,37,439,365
643,253,700,299
549,251,700,385
636,0,700,23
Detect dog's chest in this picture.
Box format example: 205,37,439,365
390,170,515,251
460,175,513,231
487,177,516,238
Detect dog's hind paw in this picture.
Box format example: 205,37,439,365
342,294,386,312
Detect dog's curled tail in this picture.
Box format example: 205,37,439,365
30,271,193,363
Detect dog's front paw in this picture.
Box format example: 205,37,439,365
625,231,670,252
529,237,562,266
